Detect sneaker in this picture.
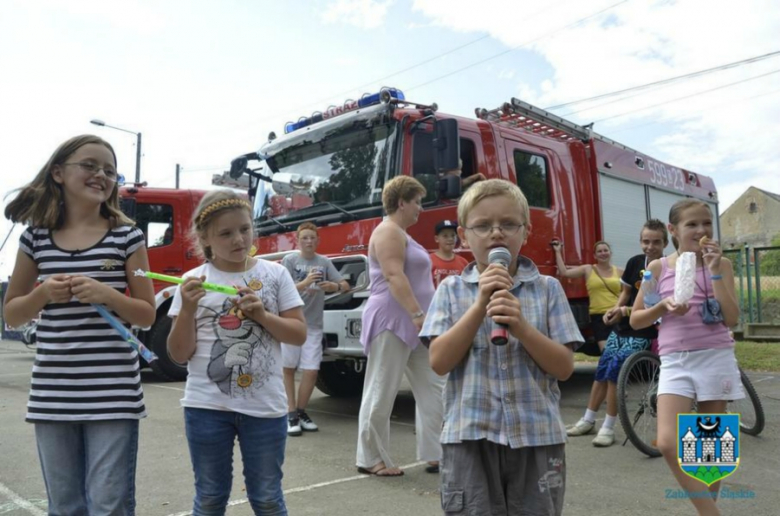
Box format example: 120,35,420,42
287,416,302,436
566,418,595,436
298,411,318,432
592,427,616,447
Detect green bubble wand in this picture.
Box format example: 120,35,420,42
134,269,239,296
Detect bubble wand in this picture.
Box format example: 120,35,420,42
91,303,158,363
134,269,239,296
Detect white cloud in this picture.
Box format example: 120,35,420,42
497,68,515,80
321,0,394,29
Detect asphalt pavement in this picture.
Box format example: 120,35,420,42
1,339,778,515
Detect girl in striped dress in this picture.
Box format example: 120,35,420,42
3,135,155,515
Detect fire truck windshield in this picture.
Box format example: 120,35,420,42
252,118,397,228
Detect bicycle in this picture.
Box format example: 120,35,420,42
617,350,765,458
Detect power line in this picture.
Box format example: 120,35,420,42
549,50,780,114
406,0,629,93
180,166,229,173
282,35,491,116
593,68,780,123
277,0,574,119
607,87,780,135
215,0,621,145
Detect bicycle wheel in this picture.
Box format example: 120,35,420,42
728,368,765,436
617,350,662,458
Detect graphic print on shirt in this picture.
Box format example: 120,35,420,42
293,264,325,298
433,267,461,287
205,272,278,397
294,264,325,281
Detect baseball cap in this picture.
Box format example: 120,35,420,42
435,220,458,235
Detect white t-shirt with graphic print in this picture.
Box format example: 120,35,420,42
168,259,303,418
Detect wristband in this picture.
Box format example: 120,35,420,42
711,274,723,281
411,310,425,319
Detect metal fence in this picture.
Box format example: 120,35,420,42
725,245,780,328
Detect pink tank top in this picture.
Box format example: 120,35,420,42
656,257,734,355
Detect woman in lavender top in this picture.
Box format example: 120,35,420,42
356,176,445,477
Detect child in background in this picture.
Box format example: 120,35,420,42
430,219,469,288
440,159,486,191
567,219,668,447
167,189,306,515
3,135,155,515
630,200,741,516
281,222,349,436
422,179,583,515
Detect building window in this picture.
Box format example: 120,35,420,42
748,201,758,214
513,150,550,208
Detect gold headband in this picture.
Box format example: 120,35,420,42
197,199,251,226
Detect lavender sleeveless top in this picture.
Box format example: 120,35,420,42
360,232,435,354
656,257,734,355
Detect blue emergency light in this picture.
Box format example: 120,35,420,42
284,87,405,134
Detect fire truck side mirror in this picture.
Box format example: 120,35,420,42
433,118,460,172
229,157,248,179
440,174,462,200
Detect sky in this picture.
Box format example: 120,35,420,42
1,0,779,276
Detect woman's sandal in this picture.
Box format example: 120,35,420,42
357,466,404,477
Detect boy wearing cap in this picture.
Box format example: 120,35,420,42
431,220,470,288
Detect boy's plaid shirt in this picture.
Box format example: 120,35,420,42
420,257,584,448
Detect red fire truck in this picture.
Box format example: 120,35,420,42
119,185,207,381
227,87,720,397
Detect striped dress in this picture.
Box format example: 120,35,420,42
19,225,147,422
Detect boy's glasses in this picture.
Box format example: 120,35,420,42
63,162,123,184
464,223,525,237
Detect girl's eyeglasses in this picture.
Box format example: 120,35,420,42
63,162,125,185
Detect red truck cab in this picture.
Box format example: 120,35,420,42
119,185,207,380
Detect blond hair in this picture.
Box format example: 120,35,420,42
190,189,252,261
4,135,133,229
457,179,530,227
382,176,426,215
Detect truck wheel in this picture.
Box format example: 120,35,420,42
315,361,365,398
147,316,188,382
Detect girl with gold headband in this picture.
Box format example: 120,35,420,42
167,189,306,514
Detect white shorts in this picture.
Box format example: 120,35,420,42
658,347,745,402
282,327,323,370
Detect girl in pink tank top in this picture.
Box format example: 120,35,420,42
629,200,742,514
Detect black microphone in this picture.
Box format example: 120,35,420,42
488,247,512,345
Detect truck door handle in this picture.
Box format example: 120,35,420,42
163,267,182,274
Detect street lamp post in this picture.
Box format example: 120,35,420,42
90,119,142,184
